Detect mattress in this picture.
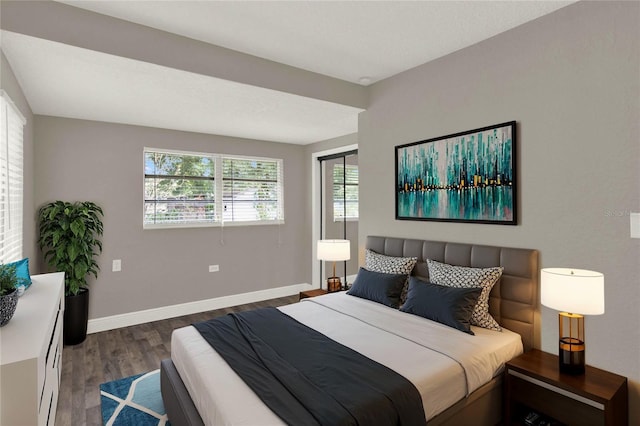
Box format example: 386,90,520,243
171,292,523,425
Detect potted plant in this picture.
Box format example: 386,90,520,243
37,201,104,345
0,264,19,327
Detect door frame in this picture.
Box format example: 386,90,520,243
311,144,358,288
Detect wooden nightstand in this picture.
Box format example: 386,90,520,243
504,349,628,426
299,289,328,300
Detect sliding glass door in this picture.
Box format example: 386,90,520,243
318,150,358,288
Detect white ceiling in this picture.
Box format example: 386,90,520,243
2,1,573,144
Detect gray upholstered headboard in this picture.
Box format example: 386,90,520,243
366,236,539,351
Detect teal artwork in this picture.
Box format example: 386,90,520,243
395,121,516,225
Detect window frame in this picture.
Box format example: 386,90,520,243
143,148,284,229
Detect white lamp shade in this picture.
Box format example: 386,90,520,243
317,239,351,261
541,268,605,315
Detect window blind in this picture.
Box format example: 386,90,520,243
222,157,283,223
0,91,26,263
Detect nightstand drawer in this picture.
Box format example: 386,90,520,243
508,371,604,426
504,350,627,426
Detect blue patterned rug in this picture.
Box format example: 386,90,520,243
100,370,170,425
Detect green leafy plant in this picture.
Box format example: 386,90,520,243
0,264,18,296
37,201,104,296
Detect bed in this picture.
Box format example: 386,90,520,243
161,236,539,425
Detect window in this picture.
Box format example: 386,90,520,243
222,157,283,223
0,91,26,263
144,148,283,228
333,164,358,220
144,150,216,226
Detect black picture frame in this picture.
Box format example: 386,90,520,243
395,121,517,225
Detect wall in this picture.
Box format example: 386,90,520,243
358,1,640,420
0,51,36,262
34,116,310,319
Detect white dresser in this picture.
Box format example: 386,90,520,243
0,272,65,426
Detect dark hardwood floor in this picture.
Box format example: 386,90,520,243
55,294,298,425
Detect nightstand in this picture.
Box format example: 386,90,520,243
504,349,628,426
299,289,328,300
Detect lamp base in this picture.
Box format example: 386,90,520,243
327,277,342,292
559,337,585,375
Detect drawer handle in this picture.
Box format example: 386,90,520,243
46,310,61,365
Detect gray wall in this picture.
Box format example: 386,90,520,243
33,116,310,319
358,1,639,419
0,51,36,262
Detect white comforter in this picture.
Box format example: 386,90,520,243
171,292,523,425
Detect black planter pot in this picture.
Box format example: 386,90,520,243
64,287,89,345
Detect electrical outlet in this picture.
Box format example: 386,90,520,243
112,259,122,272
209,264,220,272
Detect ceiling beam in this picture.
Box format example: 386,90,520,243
0,0,368,109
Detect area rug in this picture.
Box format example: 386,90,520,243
100,369,170,426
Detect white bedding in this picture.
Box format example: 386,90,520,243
171,292,523,425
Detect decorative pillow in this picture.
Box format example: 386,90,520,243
347,267,407,308
426,259,503,331
6,258,32,290
365,249,417,302
401,277,481,335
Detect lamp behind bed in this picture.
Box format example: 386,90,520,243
317,239,350,292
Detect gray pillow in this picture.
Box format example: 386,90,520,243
347,267,407,308
401,276,481,335
426,259,503,331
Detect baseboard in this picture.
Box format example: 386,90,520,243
87,282,315,334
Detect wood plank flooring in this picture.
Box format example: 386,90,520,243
55,294,298,425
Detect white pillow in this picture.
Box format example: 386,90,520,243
426,259,503,331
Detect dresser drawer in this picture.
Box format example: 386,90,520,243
39,302,63,425
0,273,65,426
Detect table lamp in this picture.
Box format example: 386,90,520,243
541,268,604,375
317,239,350,292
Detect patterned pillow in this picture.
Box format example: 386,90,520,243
365,249,417,302
426,259,503,331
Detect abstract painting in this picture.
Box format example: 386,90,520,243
395,121,516,225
